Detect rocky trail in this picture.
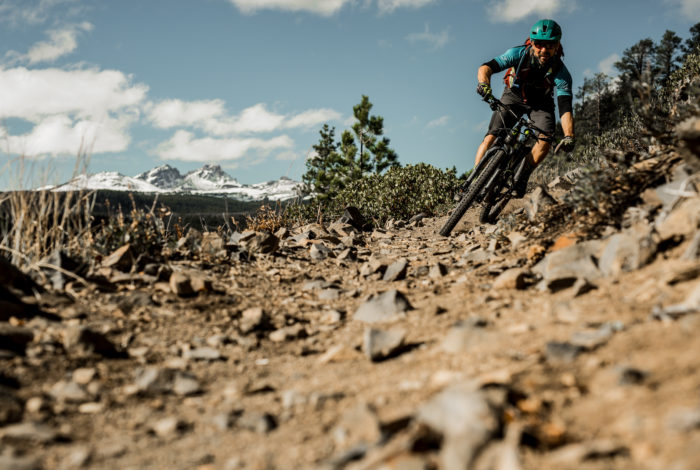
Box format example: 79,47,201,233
2,139,700,469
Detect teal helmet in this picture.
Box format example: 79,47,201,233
530,19,562,42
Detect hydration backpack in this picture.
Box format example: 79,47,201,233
504,38,564,102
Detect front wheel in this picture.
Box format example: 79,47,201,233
439,149,507,236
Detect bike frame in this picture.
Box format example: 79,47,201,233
439,96,558,236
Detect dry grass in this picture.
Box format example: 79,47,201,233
245,203,289,233
0,153,96,270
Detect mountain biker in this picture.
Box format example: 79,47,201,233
474,19,575,197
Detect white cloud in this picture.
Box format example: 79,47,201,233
229,0,352,16
284,108,342,129
377,0,438,14
598,53,619,76
426,115,450,128
0,0,81,26
146,99,226,130
147,100,341,135
275,150,299,161
155,130,294,162
0,67,147,121
0,66,147,157
19,22,94,64
229,0,437,15
665,0,700,17
487,0,575,23
406,24,450,50
1,114,133,156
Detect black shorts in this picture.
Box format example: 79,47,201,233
486,87,555,139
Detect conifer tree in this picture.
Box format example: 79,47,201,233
301,95,399,201
682,22,700,57
349,95,399,175
615,38,657,85
655,30,683,86
302,124,341,200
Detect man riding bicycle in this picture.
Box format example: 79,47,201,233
475,19,575,197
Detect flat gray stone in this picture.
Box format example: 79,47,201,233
383,258,408,282
545,341,584,363
353,290,412,324
598,231,655,277
310,242,333,260
363,327,406,361
533,240,603,292
416,383,499,470
441,322,492,354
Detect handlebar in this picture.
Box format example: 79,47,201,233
484,95,566,155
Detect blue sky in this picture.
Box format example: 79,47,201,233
0,0,698,189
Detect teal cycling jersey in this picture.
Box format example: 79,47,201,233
490,45,573,98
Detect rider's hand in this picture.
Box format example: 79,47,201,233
477,82,493,101
560,136,575,152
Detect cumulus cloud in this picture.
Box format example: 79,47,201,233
0,66,147,156
1,114,133,156
147,100,341,136
155,130,294,162
665,0,700,17
426,115,450,129
229,0,437,15
406,24,450,50
0,0,81,26
377,0,438,14
0,67,147,121
487,0,575,23
15,22,94,64
598,53,620,76
229,0,352,16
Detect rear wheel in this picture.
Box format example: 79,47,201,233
479,192,511,224
439,148,507,236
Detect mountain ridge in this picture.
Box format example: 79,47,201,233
51,163,303,201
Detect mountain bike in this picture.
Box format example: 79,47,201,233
438,96,566,237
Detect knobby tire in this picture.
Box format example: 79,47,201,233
439,149,507,236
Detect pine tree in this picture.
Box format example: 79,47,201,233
350,95,399,175
682,22,700,57
655,30,682,86
615,38,657,86
302,124,341,200
300,95,399,203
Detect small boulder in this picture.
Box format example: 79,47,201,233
354,290,412,324
363,327,406,361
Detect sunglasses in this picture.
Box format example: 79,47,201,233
533,40,558,50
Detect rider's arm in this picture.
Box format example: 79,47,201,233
560,111,574,138
554,64,574,138
478,64,493,85
479,46,527,85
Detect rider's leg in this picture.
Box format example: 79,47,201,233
475,134,497,166
530,138,552,165
514,137,551,197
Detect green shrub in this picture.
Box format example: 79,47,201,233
288,163,461,226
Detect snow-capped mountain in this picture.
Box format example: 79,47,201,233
135,164,183,189
183,164,242,191
54,172,162,193
51,164,303,201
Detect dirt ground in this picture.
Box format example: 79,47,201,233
1,165,700,470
